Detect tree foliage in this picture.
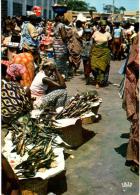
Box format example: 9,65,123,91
57,0,89,11
89,6,97,12
119,6,126,14
103,4,126,14
103,4,112,13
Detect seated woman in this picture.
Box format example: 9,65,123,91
30,59,67,110
6,63,27,86
1,64,32,124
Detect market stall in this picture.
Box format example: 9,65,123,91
2,90,102,194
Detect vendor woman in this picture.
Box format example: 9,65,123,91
30,59,67,109
90,20,112,88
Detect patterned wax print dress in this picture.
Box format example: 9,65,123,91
2,80,32,123
53,22,68,78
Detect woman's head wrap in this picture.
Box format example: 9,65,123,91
7,64,26,80
100,20,107,26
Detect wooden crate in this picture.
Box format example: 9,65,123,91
19,178,48,195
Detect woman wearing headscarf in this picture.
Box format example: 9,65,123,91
1,64,32,124
53,13,69,79
90,20,112,88
67,20,83,75
20,14,39,51
10,49,36,87
6,63,28,86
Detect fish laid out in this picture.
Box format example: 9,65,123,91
3,91,102,178
8,113,60,178
56,90,102,119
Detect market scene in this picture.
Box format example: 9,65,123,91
1,0,139,194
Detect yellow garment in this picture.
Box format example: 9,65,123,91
28,23,38,39
90,43,111,72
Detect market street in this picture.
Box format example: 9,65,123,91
49,59,139,195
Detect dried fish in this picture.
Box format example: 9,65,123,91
56,90,101,119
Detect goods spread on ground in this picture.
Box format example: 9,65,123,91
56,90,102,119
2,112,63,179
2,90,102,179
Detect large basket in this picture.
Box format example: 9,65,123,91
56,118,84,148
20,178,48,195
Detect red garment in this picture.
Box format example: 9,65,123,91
123,33,139,165
1,60,10,66
83,59,91,77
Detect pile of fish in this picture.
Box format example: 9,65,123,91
9,113,60,178
56,90,102,119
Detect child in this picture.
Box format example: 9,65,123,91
81,29,92,85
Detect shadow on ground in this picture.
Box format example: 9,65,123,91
114,142,128,158
120,133,130,139
47,170,67,195
47,129,96,194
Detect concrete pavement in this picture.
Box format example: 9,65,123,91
50,60,139,195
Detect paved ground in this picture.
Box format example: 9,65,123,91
48,60,139,195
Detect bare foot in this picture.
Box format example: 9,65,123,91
96,84,100,89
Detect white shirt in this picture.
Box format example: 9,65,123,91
30,70,48,97
92,31,112,45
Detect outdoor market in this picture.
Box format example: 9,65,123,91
1,0,139,194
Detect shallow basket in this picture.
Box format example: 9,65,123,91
56,118,84,148
52,5,68,14
20,178,48,195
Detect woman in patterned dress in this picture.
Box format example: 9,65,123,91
53,13,69,79
1,64,32,124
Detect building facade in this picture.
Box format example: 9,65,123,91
1,0,57,19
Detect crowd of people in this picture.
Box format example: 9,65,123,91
2,13,138,89
1,11,139,194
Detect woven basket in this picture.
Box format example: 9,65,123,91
19,178,48,195
58,118,83,148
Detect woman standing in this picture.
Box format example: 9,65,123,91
123,23,139,173
53,13,69,79
90,20,112,88
81,29,92,84
112,22,123,60
20,14,39,51
67,20,83,75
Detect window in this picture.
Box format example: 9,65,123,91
13,3,22,16
1,0,7,17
